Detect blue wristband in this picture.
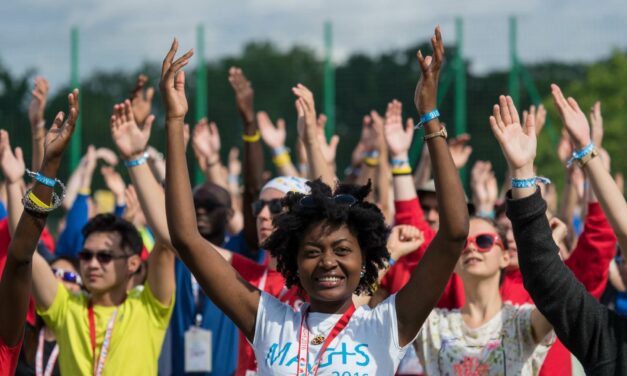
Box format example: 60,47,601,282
567,142,594,167
25,169,56,188
415,109,440,129
511,176,552,189
390,159,409,167
124,152,149,168
388,257,396,266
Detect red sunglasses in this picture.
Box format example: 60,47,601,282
463,233,504,252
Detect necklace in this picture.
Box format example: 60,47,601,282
307,316,337,346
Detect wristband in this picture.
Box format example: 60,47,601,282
511,176,551,189
272,146,289,156
272,152,292,168
26,169,56,188
391,166,413,176
363,157,379,167
567,142,594,168
388,257,396,267
242,131,261,143
28,191,51,209
390,159,409,167
415,109,440,129
124,152,149,168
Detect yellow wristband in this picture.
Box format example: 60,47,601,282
78,187,92,196
391,166,413,175
364,157,379,167
28,191,51,209
242,131,261,143
272,152,292,168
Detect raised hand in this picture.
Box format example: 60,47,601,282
0,130,25,184
387,225,425,260
292,83,318,143
28,77,49,129
557,129,573,165
551,84,591,149
101,166,126,204
316,114,340,164
228,67,254,124
257,112,286,150
123,185,140,223
110,100,155,160
95,147,119,166
159,39,194,121
384,100,414,158
589,101,603,147
448,134,472,169
192,118,221,161
414,26,444,115
44,89,79,166
471,161,498,214
489,95,536,176
228,147,242,178
130,74,155,126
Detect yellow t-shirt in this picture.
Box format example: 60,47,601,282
37,282,174,375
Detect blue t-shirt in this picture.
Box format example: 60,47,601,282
164,231,265,375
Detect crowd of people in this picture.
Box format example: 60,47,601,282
0,26,626,375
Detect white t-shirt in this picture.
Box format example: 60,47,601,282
252,291,412,375
416,303,554,376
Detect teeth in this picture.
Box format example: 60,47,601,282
319,276,341,282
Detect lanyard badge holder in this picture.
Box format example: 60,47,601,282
185,277,213,373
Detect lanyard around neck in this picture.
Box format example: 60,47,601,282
296,304,357,376
88,301,119,376
36,328,59,376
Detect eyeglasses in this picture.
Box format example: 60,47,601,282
252,199,283,216
78,250,131,264
52,268,83,286
299,194,358,208
463,233,504,252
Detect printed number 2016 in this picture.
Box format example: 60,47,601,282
331,373,368,376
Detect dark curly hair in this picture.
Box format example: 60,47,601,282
262,179,390,295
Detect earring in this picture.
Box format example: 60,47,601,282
359,266,365,279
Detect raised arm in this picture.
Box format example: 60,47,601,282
395,27,469,346
27,77,49,172
293,84,336,187
161,40,259,340
192,117,228,188
0,131,26,236
258,111,300,177
3,91,78,333
553,84,627,252
229,68,263,251
489,94,558,351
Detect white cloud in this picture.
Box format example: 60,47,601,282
1,0,625,92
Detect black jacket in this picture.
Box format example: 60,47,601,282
507,189,627,375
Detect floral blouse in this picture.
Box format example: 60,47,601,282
415,303,554,376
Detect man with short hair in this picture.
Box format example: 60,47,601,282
31,212,175,375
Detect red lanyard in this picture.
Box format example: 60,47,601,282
87,302,119,376
296,304,356,376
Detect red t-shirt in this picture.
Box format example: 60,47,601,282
0,335,22,376
231,253,306,376
0,219,37,326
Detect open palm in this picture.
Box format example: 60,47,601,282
257,112,286,149
384,100,414,157
489,95,536,171
159,39,193,121
44,89,79,164
110,100,154,160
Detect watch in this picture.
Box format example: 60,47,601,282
423,126,448,142
576,148,599,168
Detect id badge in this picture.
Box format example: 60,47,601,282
185,327,212,373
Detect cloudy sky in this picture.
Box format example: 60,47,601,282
2,0,626,92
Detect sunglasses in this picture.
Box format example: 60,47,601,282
463,233,504,252
299,194,358,208
52,268,83,286
78,250,131,264
252,199,283,216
